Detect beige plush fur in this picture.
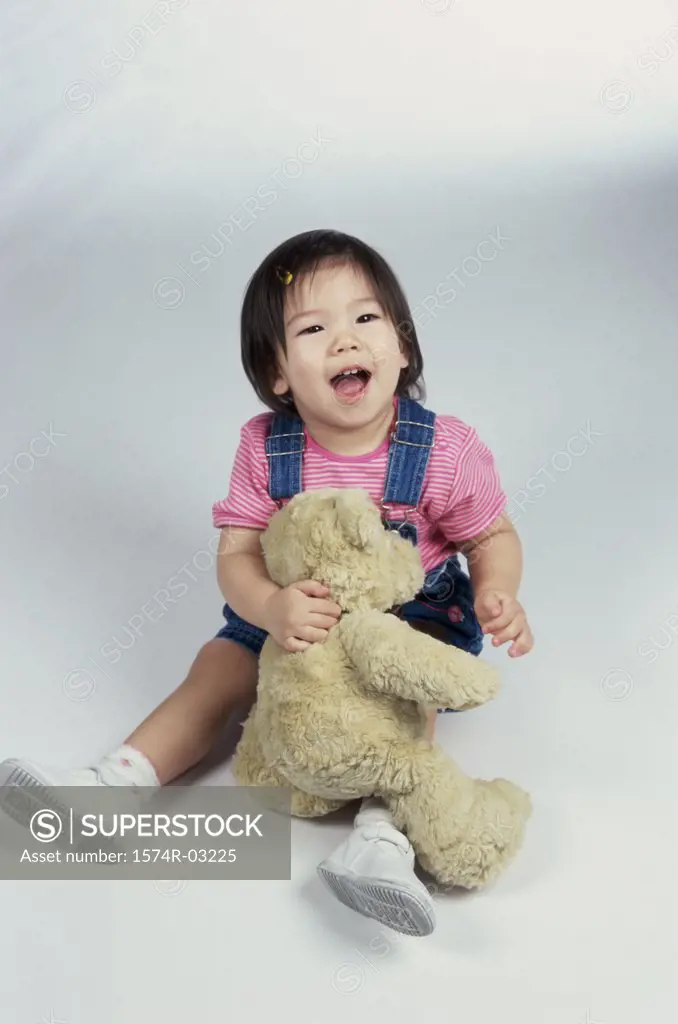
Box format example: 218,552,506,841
232,488,532,888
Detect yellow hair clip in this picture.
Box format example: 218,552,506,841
275,266,294,285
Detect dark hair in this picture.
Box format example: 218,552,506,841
240,228,426,415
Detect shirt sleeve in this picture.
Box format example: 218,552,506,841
211,419,278,530
436,426,507,542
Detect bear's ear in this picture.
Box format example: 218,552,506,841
333,489,382,550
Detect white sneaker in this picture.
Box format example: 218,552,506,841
317,822,436,936
0,758,109,832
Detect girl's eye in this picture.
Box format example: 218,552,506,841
298,312,379,335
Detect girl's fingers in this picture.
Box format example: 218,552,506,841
284,636,310,652
508,626,534,657
283,623,334,651
490,619,522,646
480,609,513,633
309,613,341,630
297,625,330,644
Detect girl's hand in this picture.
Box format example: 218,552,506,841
263,580,342,653
474,589,534,657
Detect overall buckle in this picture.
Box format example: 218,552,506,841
264,430,305,457
390,418,436,449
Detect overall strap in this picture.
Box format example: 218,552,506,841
265,411,305,503
381,397,436,512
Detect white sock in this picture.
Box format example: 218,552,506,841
88,745,160,787
354,796,396,829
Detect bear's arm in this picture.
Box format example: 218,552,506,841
337,610,500,710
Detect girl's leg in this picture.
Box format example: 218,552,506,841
0,638,258,796
124,637,258,784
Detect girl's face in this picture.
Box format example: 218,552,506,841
273,261,408,430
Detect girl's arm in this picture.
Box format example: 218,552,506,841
458,514,534,657
459,513,522,597
217,526,281,631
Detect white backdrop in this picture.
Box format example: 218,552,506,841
2,1,678,1022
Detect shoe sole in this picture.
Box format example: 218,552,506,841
0,760,72,833
317,862,435,936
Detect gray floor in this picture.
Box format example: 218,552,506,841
1,2,677,1021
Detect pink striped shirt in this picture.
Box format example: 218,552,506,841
212,405,507,572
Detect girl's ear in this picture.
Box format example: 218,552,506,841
272,343,291,396
394,329,410,370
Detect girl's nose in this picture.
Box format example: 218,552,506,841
332,333,360,353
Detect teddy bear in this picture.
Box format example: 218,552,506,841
231,487,532,891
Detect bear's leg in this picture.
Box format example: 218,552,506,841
288,791,348,818
232,716,347,818
386,745,532,889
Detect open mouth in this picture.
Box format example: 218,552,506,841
330,366,373,403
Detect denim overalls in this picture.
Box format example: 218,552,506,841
215,398,484,712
